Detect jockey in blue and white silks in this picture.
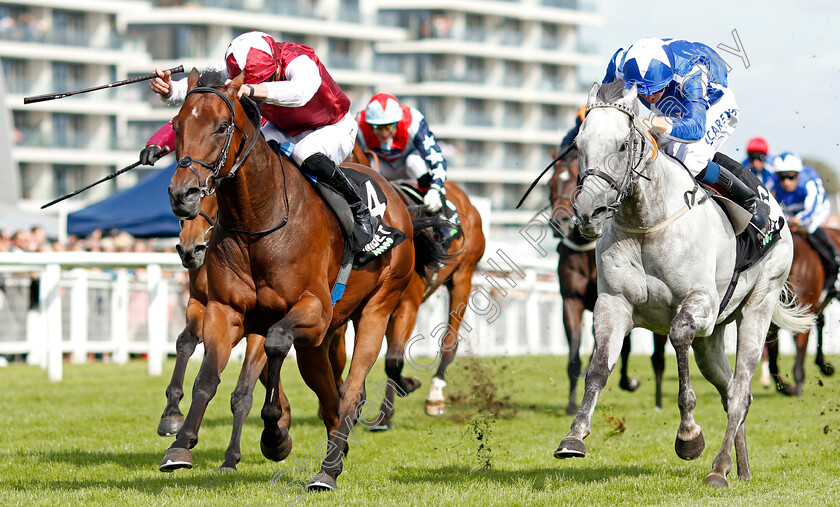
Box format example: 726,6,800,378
773,151,840,292
602,38,771,236
773,152,830,234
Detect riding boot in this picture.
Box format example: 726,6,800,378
302,153,375,250
810,227,840,296
697,160,770,236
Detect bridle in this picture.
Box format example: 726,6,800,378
577,101,655,215
175,86,289,236
176,87,260,196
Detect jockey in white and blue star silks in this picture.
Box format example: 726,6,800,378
773,151,840,292
602,37,771,236
773,152,830,234
357,93,449,212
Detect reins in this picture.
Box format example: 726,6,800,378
177,86,290,237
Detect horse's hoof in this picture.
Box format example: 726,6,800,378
218,465,237,473
425,399,445,416
306,471,337,492
775,379,796,396
705,472,729,487
675,432,705,460
619,377,641,392
822,362,835,376
159,447,193,472
554,437,586,459
401,377,421,396
157,415,184,437
565,402,577,416
368,420,391,432
261,432,293,462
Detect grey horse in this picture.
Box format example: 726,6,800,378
554,80,813,487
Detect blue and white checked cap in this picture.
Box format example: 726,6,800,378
619,38,675,95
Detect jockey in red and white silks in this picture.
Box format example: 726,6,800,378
357,93,448,212
154,30,356,167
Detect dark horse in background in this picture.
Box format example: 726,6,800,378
351,146,487,426
162,69,446,491
765,228,836,395
548,147,668,413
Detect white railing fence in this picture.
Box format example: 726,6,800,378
1,251,837,382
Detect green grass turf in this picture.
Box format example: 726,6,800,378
1,354,839,506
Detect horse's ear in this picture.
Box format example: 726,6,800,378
587,82,600,106
187,68,200,91
229,73,245,95
621,83,638,109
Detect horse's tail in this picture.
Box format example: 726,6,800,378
409,206,452,277
771,282,815,334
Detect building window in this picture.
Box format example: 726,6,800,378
464,57,486,84
465,99,491,127
328,38,356,69
53,9,87,46
504,102,523,128
465,140,486,167
464,14,484,42
53,62,86,94
503,61,523,87
53,164,86,198
53,114,86,149
3,58,26,94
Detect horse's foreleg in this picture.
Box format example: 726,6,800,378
310,314,388,491
296,341,341,438
670,288,716,463
376,299,421,430
704,291,774,487
159,302,238,472
765,326,794,394
427,266,477,415
651,333,667,410
815,313,835,376
260,318,299,462
555,294,632,459
158,321,201,437
221,334,267,471
561,297,585,415
618,334,640,392
793,331,809,396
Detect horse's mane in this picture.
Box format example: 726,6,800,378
197,69,226,88
596,80,628,102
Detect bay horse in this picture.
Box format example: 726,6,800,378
548,150,668,413
765,228,837,395
163,69,445,491
557,80,812,487
157,194,285,472
350,146,486,426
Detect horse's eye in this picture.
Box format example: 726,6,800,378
619,142,628,152
216,122,229,134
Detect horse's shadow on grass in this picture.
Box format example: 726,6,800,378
392,463,674,489
16,448,228,469
198,413,326,429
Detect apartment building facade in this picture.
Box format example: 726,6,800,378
0,0,601,240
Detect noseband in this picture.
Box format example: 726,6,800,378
578,101,653,214
176,87,260,196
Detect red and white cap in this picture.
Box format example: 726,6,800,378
365,93,403,125
224,31,278,84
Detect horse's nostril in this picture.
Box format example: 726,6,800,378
184,187,201,204
193,244,207,256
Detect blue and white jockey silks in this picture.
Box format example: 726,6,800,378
358,105,448,189
773,156,830,234
743,154,779,195
603,38,737,176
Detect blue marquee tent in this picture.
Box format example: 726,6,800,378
67,163,181,238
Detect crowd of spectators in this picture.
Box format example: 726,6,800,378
0,226,176,254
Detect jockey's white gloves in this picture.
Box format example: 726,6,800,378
424,186,444,212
